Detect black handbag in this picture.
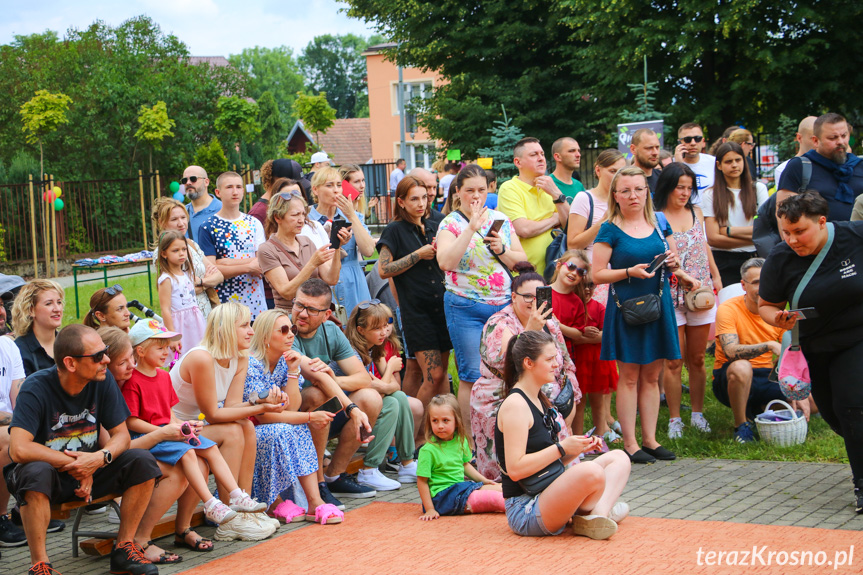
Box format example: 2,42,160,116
517,460,566,495
553,376,575,419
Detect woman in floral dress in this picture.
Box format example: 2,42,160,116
436,164,527,441
469,263,578,480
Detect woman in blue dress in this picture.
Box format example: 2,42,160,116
308,167,374,316
592,167,701,464
243,309,344,525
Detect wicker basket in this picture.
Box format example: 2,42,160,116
755,399,808,447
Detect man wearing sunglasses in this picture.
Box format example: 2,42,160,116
673,123,715,206
7,325,161,575
182,165,221,242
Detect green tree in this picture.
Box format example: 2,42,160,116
215,96,261,168
228,46,305,127
292,92,336,148
193,137,228,192
299,34,385,118
258,91,283,160
19,89,72,178
135,101,176,175
476,106,525,179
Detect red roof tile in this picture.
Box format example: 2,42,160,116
317,118,373,166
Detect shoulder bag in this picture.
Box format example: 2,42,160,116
777,222,834,401
609,225,667,326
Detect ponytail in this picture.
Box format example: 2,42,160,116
501,329,556,409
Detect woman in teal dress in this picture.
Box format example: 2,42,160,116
592,167,700,464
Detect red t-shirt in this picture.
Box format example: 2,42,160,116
121,368,179,426
552,289,585,358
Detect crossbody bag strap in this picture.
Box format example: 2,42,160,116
789,222,834,347
609,224,667,305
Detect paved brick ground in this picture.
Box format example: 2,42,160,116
3,458,860,574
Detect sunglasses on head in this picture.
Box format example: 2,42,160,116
105,284,123,296
680,135,704,144
70,345,110,363
181,175,204,184
276,190,304,201
277,324,299,336
562,261,588,276
357,299,381,310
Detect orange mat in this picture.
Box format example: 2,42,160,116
180,502,863,575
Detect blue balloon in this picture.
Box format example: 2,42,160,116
173,192,185,202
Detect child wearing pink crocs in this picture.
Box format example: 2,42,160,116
417,394,504,520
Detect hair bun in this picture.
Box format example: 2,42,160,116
512,261,536,275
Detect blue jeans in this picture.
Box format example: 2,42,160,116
444,291,508,382
505,493,565,537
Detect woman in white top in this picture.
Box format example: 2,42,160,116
702,142,769,286
170,302,288,536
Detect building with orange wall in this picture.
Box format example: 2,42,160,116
362,43,445,170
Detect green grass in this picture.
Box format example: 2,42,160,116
66,277,846,464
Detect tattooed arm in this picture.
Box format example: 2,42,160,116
378,245,435,278
717,333,781,362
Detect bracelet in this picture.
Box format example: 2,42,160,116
287,374,299,380
625,267,630,279
345,403,359,417
308,412,311,423
726,225,732,238
494,246,505,257
555,442,566,458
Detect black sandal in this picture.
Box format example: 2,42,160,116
174,528,214,552
142,541,183,564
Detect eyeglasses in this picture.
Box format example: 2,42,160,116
105,284,123,296
562,261,588,276
679,136,704,144
358,299,381,310
70,345,110,363
542,406,562,439
181,176,204,185
292,300,328,316
615,187,648,197
514,291,537,304
741,141,755,147
277,324,299,335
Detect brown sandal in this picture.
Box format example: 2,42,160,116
174,528,213,552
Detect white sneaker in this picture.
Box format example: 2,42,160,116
397,461,418,484
204,500,237,525
571,515,618,540
214,513,276,541
258,512,280,529
608,501,630,524
229,491,267,513
691,412,712,433
108,506,120,525
667,417,685,439
357,467,401,491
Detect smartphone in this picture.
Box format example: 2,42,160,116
788,307,819,320
314,396,342,413
329,219,352,248
646,252,669,274
360,426,373,442
535,286,553,313
484,219,505,239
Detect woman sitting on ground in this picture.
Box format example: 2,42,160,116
83,285,131,332
12,279,65,377
152,197,224,318
243,309,344,524
169,303,287,549
496,330,631,539
470,262,578,481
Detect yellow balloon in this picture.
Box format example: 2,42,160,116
53,186,62,198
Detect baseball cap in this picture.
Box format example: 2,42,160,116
307,152,332,165
129,319,182,346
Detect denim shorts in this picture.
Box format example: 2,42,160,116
444,291,509,382
504,493,565,537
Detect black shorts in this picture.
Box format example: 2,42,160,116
712,363,784,419
401,308,452,354
4,448,162,507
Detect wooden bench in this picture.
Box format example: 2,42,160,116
51,496,203,557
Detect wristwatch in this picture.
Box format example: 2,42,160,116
101,449,112,466
552,194,567,204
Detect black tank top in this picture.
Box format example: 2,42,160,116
494,387,557,498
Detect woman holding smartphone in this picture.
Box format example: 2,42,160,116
436,164,527,434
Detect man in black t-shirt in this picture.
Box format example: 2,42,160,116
777,113,863,221
7,324,161,575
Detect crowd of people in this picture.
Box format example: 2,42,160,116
2,112,862,575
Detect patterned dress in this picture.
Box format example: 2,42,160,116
663,209,714,309
154,240,212,318
469,305,578,480
243,356,318,506
197,214,267,319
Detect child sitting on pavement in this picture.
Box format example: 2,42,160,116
417,394,504,520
